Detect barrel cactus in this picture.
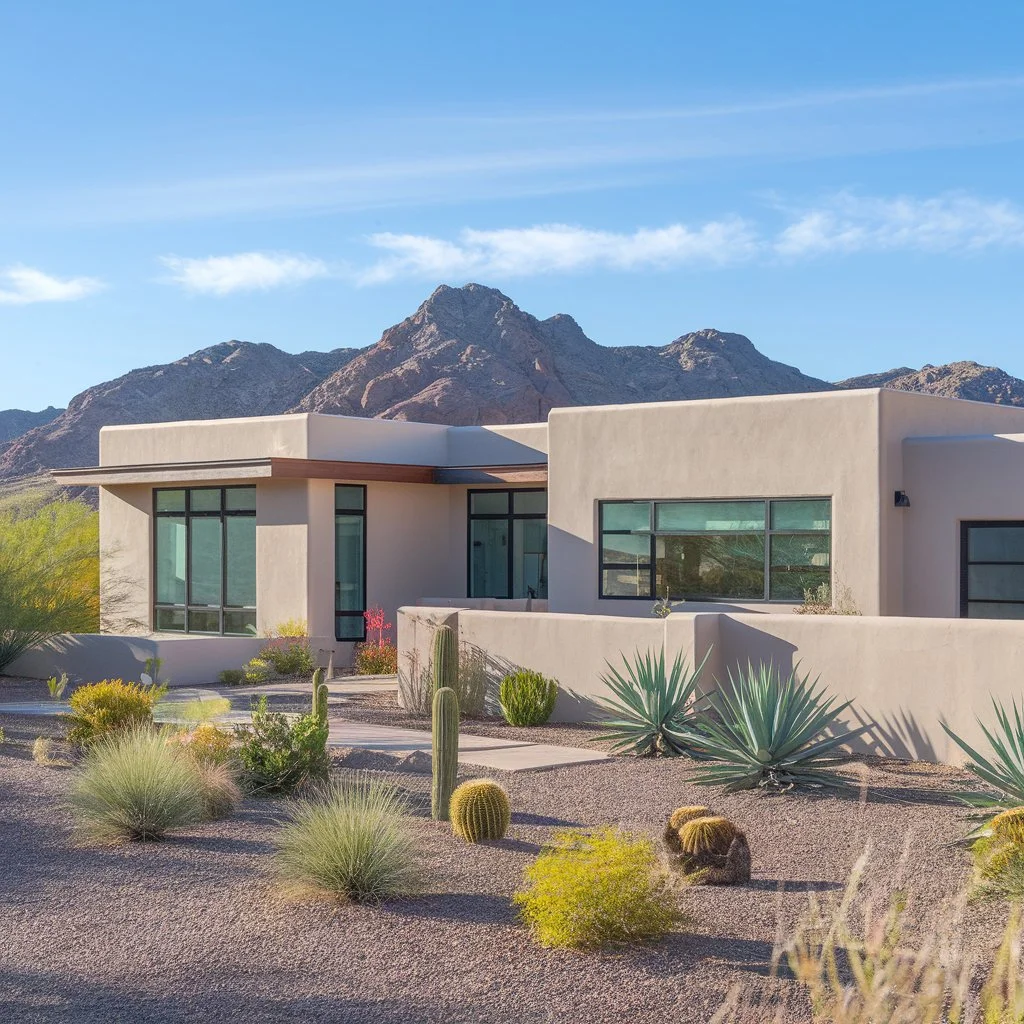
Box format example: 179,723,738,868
449,779,511,842
431,686,459,821
662,807,751,885
431,624,458,695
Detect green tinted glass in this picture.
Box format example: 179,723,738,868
155,489,186,513
602,502,651,532
335,485,365,512
225,486,256,511
470,491,509,515
655,501,765,533
770,499,831,531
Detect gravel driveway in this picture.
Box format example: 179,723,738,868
0,678,1010,1024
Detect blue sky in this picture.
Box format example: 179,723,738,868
2,0,1024,410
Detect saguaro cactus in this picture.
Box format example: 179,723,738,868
312,667,328,725
431,624,458,694
431,685,460,821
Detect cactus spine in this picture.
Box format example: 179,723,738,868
431,624,458,694
449,779,511,842
431,686,459,821
312,667,328,725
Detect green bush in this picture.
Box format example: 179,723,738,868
355,641,398,675
218,668,246,686
234,696,329,794
688,661,863,792
513,827,681,949
259,637,316,677
69,728,204,842
274,774,419,902
67,679,167,747
593,648,709,756
499,669,558,726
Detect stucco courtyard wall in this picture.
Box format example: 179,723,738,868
398,606,1024,765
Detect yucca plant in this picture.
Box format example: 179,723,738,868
942,697,1024,812
688,661,862,792
592,648,711,757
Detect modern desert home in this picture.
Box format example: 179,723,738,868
51,385,1024,663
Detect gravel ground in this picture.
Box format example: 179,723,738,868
0,675,1011,1023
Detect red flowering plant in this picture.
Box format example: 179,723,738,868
355,606,398,675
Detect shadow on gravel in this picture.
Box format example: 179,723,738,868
491,837,543,854
744,878,844,893
862,785,964,808
399,891,516,926
0,968,449,1024
511,811,584,828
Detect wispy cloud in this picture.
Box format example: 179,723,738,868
160,251,329,295
776,192,1024,256
357,220,759,284
0,265,105,305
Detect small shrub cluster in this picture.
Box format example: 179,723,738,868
355,607,398,675
499,669,557,726
234,695,329,794
662,806,751,885
274,774,419,903
66,679,167,747
514,827,681,949
47,672,69,700
180,722,235,766
218,668,247,686
794,581,860,616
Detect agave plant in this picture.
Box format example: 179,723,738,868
688,661,863,792
592,648,710,756
942,698,1024,811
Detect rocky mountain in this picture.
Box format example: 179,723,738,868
0,342,358,481
837,361,1024,406
0,406,63,445
295,283,831,423
3,282,1024,490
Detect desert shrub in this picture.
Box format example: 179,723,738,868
768,851,1024,1024
181,722,235,766
218,668,247,686
794,581,860,616
270,618,309,638
67,679,167,747
162,696,232,726
355,607,399,675
195,760,242,820
274,774,419,902
593,648,710,757
259,637,316,677
943,697,1024,814
689,662,863,792
0,725,5,744
398,642,488,717
69,727,204,842
514,828,681,949
499,669,558,726
234,696,329,794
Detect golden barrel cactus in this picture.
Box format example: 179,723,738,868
449,779,511,842
662,808,751,885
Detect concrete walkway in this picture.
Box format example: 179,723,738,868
0,677,609,773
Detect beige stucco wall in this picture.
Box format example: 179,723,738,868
99,484,151,632
398,605,1024,764
877,391,1024,616
546,390,884,617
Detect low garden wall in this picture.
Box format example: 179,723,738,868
397,606,1024,765
6,633,332,687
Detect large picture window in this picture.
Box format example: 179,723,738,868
335,485,367,641
154,486,257,634
961,521,1024,619
599,497,831,602
468,489,547,599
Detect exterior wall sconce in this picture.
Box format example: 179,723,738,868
894,490,911,508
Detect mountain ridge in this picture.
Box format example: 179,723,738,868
2,282,1023,489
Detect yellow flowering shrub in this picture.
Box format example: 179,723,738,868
67,679,166,746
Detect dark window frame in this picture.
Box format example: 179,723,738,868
598,497,832,602
153,486,257,635
960,520,1024,618
467,487,547,600
335,484,368,642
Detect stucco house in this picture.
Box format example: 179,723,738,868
51,386,1024,663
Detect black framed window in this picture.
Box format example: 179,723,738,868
960,521,1024,619
335,485,367,641
599,497,831,602
468,489,547,599
153,486,257,635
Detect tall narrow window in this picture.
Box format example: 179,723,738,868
961,521,1024,619
468,489,547,599
153,486,257,634
599,497,831,602
335,485,367,641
